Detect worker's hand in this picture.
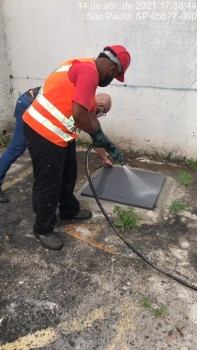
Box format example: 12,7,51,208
106,142,124,164
93,147,113,167
102,157,113,168
90,126,124,164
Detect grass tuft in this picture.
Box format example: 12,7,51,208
76,138,91,147
185,158,197,171
169,201,189,213
140,297,167,318
0,133,12,148
113,206,140,231
177,172,193,187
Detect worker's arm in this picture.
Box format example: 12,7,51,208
72,101,99,133
73,102,124,165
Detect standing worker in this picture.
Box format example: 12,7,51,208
0,90,112,202
23,45,131,250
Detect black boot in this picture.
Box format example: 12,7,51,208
34,231,63,250
0,186,9,203
58,209,92,223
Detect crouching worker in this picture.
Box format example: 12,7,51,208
23,45,131,250
0,87,40,203
90,92,114,168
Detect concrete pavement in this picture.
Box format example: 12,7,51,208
0,148,197,350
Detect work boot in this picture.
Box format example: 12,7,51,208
0,186,9,203
34,231,63,250
58,209,92,223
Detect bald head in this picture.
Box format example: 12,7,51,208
95,93,112,116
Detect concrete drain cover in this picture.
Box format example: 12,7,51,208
81,166,165,209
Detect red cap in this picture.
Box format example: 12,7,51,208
103,45,131,82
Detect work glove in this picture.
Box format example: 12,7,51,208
90,126,124,165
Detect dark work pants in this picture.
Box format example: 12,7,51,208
24,123,80,234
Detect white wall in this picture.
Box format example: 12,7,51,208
1,0,197,158
0,0,14,132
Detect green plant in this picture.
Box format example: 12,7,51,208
140,297,167,318
169,201,189,213
153,304,167,318
185,158,197,171
178,172,193,187
140,297,152,310
0,133,12,148
113,206,139,230
76,138,91,147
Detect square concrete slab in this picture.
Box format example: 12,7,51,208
81,166,166,209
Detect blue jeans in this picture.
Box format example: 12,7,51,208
0,91,33,185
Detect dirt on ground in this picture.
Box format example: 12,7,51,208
0,146,197,350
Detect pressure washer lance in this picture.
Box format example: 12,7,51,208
85,143,197,292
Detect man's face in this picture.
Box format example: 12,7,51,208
96,103,106,118
98,65,119,87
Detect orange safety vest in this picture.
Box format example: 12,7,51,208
23,58,97,147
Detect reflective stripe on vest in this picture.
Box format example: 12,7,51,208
55,64,72,72
27,106,74,142
35,89,76,133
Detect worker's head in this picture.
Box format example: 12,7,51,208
96,45,131,87
95,93,112,118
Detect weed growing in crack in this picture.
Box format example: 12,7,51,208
113,206,140,231
0,133,12,148
76,138,91,147
169,201,189,213
185,158,197,171
178,172,193,187
140,297,167,318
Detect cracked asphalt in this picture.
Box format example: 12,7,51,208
0,146,197,350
